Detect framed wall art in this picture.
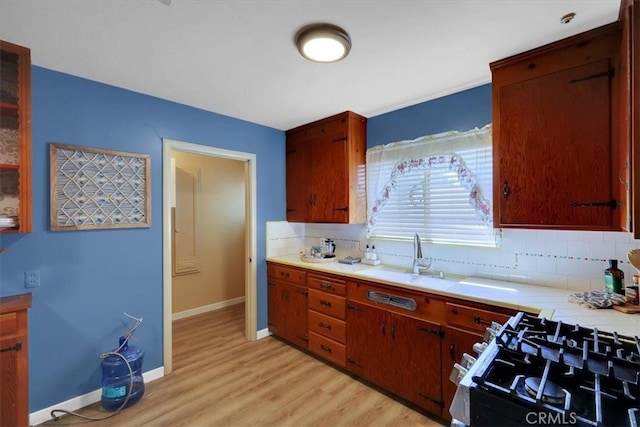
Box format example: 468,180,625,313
50,143,151,230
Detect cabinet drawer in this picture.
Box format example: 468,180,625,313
267,263,306,285
308,274,346,296
308,289,345,320
446,302,511,334
0,312,17,336
349,281,446,323
308,331,346,368
308,310,346,343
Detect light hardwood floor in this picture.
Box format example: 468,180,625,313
43,304,447,426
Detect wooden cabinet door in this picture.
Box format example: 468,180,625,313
267,281,281,334
280,283,309,349
441,326,483,420
497,59,615,228
285,135,309,222
391,315,443,417
267,281,308,349
346,301,390,386
0,336,27,427
310,119,349,223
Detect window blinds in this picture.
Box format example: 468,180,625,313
366,125,499,247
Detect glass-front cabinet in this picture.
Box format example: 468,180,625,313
0,40,31,234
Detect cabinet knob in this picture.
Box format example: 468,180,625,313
502,181,511,199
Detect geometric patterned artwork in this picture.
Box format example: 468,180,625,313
50,143,151,230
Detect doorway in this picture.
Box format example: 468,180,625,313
162,139,258,374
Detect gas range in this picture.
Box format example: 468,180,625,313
450,312,640,427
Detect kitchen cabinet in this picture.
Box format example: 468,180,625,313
441,302,511,419
0,40,31,234
267,263,308,349
267,261,521,421
621,0,640,239
307,273,347,367
0,293,32,427
347,282,445,416
491,23,628,231
285,111,367,224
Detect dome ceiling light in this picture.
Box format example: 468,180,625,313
296,24,351,63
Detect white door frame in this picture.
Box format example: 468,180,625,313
162,138,258,374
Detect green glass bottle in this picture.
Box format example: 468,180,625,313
604,259,624,294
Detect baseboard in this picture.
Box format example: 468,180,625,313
256,327,272,340
30,366,164,426
172,296,245,321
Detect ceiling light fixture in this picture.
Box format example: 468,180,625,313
296,24,351,63
560,12,576,24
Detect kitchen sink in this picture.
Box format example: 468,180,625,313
356,267,458,291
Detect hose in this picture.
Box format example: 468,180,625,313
49,314,143,423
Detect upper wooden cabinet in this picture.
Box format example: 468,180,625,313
491,24,628,231
0,40,31,234
621,0,640,239
285,111,367,224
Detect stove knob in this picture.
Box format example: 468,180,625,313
461,352,477,368
473,341,488,355
449,362,469,385
483,325,500,343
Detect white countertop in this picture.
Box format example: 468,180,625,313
267,254,640,337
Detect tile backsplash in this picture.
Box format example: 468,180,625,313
266,221,640,292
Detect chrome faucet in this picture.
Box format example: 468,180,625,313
412,233,432,275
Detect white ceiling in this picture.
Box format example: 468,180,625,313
0,0,621,131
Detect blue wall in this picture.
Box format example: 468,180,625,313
0,67,285,412
367,84,492,147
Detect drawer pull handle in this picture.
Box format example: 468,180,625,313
0,342,22,353
295,289,308,296
418,326,444,337
281,272,290,278
320,344,333,353
319,322,332,330
320,283,334,291
320,300,332,307
474,316,492,326
347,303,364,312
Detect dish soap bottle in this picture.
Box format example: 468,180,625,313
604,259,624,294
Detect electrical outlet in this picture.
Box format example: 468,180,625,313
24,270,40,288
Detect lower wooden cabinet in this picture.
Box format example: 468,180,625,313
307,273,347,367
0,293,32,427
267,262,519,421
267,263,308,349
441,326,484,418
346,300,444,417
440,302,513,420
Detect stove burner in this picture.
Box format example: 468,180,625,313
524,377,566,405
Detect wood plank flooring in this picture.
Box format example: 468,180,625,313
42,304,447,426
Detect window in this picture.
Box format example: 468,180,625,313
366,125,499,247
